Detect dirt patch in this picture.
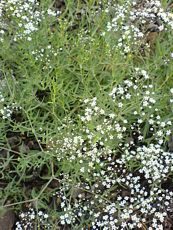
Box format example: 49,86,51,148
0,210,16,230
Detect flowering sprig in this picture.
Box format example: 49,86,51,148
16,208,49,230
0,90,21,119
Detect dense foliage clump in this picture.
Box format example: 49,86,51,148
1,0,173,229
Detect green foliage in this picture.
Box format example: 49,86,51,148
1,0,173,229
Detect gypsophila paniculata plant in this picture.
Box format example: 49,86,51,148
0,1,173,229
42,68,173,229
0,0,61,42
102,0,173,55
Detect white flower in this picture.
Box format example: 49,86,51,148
118,102,123,108
166,130,171,136
80,167,85,173
44,214,48,218
61,220,65,225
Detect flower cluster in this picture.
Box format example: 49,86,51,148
15,208,49,230
31,44,60,70
0,0,60,42
103,0,173,54
45,68,173,229
120,143,173,182
0,102,21,120
0,84,21,119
